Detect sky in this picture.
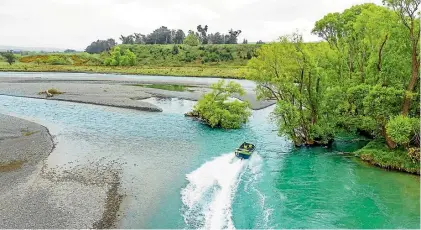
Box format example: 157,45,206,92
0,0,382,50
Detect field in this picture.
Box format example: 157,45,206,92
0,44,261,78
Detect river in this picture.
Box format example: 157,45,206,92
0,74,419,229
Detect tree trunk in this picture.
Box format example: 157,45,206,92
382,125,397,149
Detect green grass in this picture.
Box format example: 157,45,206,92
354,140,420,174
131,84,195,92
0,62,245,78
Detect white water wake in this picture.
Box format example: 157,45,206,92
181,152,262,229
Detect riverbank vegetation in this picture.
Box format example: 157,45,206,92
0,24,261,78
246,1,420,173
0,44,259,78
186,80,251,129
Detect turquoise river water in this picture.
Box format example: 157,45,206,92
0,95,419,229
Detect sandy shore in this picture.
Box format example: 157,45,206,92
0,114,122,228
0,73,275,110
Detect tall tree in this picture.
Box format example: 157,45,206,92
226,29,242,44
247,34,335,146
85,39,117,54
145,26,172,44
120,34,135,44
208,32,224,44
383,0,420,115
173,29,186,44
197,25,209,44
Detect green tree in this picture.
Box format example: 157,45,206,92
104,47,136,66
85,39,116,54
197,25,209,44
1,52,16,65
312,3,420,149
183,31,200,46
247,34,335,146
383,0,420,115
190,80,251,129
120,49,136,66
173,29,185,44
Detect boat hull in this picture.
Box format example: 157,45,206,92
235,152,251,159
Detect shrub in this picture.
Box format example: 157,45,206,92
189,80,251,129
386,115,414,145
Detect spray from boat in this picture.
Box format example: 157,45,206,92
181,152,263,229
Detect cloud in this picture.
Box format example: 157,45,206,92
0,0,382,49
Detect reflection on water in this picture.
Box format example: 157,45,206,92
0,95,419,229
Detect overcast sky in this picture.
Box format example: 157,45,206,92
0,0,382,50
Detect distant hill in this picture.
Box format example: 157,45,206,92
0,45,67,52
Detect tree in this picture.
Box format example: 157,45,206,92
247,34,335,146
256,40,265,44
188,80,251,129
134,33,146,44
173,29,185,44
85,39,117,54
183,31,200,46
208,32,224,44
226,29,242,44
120,34,135,44
104,47,136,66
1,52,16,65
242,39,248,44
197,25,209,44
383,0,420,115
311,3,419,149
145,26,172,44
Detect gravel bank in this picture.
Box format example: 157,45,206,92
0,114,122,228
0,75,275,110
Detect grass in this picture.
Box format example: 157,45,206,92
131,84,195,92
20,129,39,136
354,140,420,174
0,62,246,79
0,160,26,172
38,88,64,95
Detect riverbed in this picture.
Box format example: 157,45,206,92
0,73,419,228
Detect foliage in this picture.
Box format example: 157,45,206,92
407,147,420,163
0,62,245,78
247,35,335,146
311,2,420,149
47,55,72,65
85,39,116,54
1,52,16,65
191,80,251,129
355,140,420,174
183,32,200,46
386,115,415,145
19,53,102,66
104,47,136,66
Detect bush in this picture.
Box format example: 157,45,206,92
355,140,420,174
46,56,72,65
189,80,251,129
386,115,414,145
